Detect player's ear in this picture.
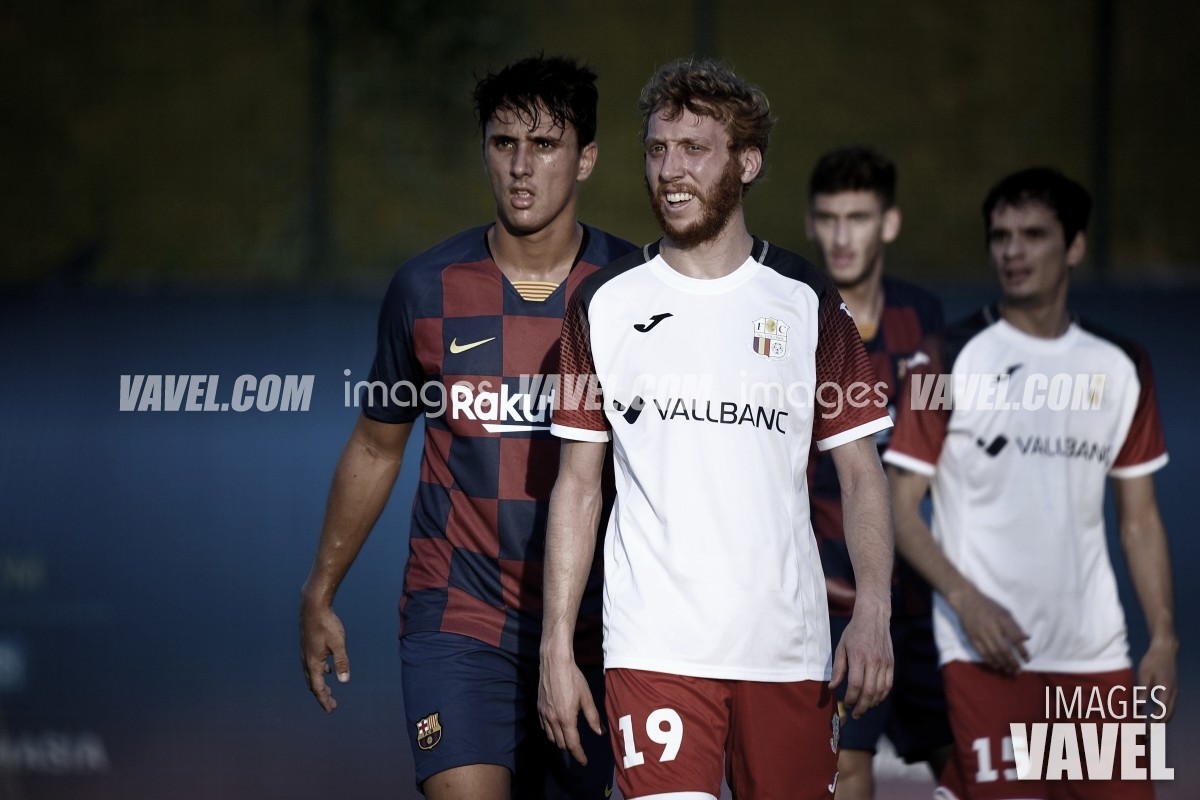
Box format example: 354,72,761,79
882,206,902,244
1066,230,1086,269
739,147,762,185
805,209,816,241
576,141,598,182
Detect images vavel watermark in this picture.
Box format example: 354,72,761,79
342,370,891,424
119,374,314,412
1004,685,1173,782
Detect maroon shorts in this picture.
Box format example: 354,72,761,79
942,662,1156,800
605,668,839,799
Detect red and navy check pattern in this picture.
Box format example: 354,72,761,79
808,276,944,619
365,225,635,661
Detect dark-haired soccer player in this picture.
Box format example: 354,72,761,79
885,167,1177,799
300,55,634,800
806,146,961,799
540,59,894,799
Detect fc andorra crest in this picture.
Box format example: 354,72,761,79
416,712,442,750
752,317,789,360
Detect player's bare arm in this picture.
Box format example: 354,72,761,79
1114,473,1179,719
538,439,607,765
300,413,412,713
888,464,1030,674
828,435,894,717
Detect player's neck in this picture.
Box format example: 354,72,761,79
659,209,753,280
836,266,885,333
489,216,583,285
998,294,1072,339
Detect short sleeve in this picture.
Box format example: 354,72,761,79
813,286,893,450
363,269,426,424
1110,344,1169,478
551,290,610,442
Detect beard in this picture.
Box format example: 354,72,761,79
647,155,745,248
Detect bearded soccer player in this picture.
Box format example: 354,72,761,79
539,59,895,799
806,146,961,799
885,167,1177,799
299,56,634,800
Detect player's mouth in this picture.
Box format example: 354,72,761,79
1001,265,1033,286
659,189,699,212
510,187,535,209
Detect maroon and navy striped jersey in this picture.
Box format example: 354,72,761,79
808,275,944,619
363,224,636,662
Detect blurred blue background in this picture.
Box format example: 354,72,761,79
2,285,1195,799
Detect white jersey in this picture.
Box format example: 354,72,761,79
883,307,1168,673
553,239,891,682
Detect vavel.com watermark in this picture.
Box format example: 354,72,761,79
907,371,1107,411
119,374,313,412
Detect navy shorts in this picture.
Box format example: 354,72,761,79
400,631,612,797
830,614,954,763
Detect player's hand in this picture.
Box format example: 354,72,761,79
830,603,893,718
952,586,1029,674
1137,637,1178,721
300,602,350,713
538,650,602,765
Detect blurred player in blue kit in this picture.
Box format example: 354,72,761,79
806,146,963,799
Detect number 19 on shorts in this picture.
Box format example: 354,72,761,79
618,709,684,768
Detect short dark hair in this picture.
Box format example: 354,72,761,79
638,58,775,193
472,55,598,146
982,167,1092,246
808,145,897,208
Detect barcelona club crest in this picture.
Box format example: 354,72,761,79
416,712,442,751
752,317,789,360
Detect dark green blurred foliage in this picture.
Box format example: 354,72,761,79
1,0,1197,289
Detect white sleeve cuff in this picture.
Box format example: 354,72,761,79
814,416,891,452
881,449,938,477
549,422,610,442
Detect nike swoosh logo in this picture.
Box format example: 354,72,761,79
604,784,613,798
449,336,496,354
907,351,931,369
633,313,673,332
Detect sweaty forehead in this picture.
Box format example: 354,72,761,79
487,105,570,140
